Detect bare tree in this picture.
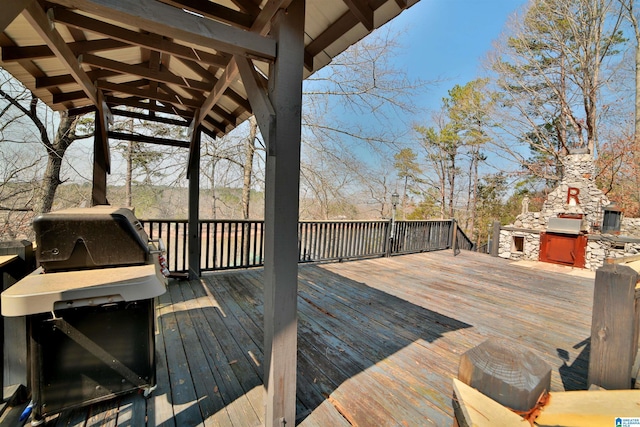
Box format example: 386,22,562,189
488,0,625,181
241,117,258,219
0,72,93,215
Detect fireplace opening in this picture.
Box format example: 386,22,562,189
512,236,524,253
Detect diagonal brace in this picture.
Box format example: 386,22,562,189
49,317,148,388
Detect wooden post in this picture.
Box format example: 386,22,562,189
588,263,639,389
92,115,108,206
384,218,392,257
490,220,501,257
263,1,304,425
187,128,201,280
450,219,458,256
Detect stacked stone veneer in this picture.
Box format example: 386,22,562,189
498,152,640,270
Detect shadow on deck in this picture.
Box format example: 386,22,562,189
38,251,594,426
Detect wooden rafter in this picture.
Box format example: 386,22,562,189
235,54,274,140
78,53,212,92
48,0,276,60
229,0,261,16
97,80,200,109
195,57,237,129
35,69,118,89
395,0,408,8
250,0,292,35
304,0,394,71
108,130,189,148
343,0,374,31
1,39,128,62
104,95,194,118
190,0,284,129
22,2,98,105
111,108,190,127
50,7,229,68
1,0,33,34
157,0,254,29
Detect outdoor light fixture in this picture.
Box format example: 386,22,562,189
391,192,400,208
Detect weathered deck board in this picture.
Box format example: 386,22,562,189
40,251,594,426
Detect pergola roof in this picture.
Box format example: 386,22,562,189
1,0,419,143
2,3,423,425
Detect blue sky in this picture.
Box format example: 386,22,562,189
389,0,528,113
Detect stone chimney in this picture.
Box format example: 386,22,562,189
539,152,608,229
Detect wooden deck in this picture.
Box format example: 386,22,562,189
35,251,595,426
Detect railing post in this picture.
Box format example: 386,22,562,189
588,263,639,389
450,219,458,256
187,130,201,279
384,218,393,257
490,220,501,257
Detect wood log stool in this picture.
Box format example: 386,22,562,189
457,337,551,412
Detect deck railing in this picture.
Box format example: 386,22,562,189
141,218,475,273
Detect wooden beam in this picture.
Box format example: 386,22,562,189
342,0,374,31
304,11,358,71
234,54,274,142
250,0,292,35
51,7,229,68
2,39,128,62
104,95,195,119
97,80,200,109
79,53,212,92
111,108,190,127
224,87,252,113
394,0,407,9
108,131,190,148
195,57,238,128
48,0,276,60
67,104,96,117
263,0,305,425
231,0,261,16
22,2,98,105
202,115,227,136
52,90,86,105
35,69,118,89
1,0,34,34
304,0,389,71
200,124,220,139
157,0,254,29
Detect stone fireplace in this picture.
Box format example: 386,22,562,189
497,151,640,269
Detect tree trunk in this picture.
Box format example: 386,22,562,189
402,175,408,220
38,113,77,213
448,154,456,218
125,117,133,206
241,117,258,219
211,158,217,219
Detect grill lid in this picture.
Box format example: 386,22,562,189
546,217,583,235
33,206,150,272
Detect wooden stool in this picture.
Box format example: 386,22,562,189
458,337,551,412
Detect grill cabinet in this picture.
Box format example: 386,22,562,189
1,206,166,423
539,216,587,268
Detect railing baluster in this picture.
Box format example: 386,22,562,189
140,218,474,273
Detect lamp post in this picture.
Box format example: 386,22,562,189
391,191,400,245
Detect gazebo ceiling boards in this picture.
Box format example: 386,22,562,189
1,0,419,143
